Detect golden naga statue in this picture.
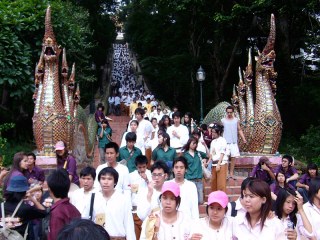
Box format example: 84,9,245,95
32,6,96,158
234,14,282,154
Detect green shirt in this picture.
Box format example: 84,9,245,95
97,127,112,148
183,150,207,180
118,146,142,173
151,146,177,163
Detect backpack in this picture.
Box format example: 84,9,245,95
0,201,28,240
230,201,238,217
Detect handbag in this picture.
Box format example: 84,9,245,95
0,200,28,240
197,152,212,181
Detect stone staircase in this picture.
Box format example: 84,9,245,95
92,115,131,168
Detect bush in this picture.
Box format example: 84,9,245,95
280,124,320,166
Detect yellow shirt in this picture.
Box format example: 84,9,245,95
130,102,138,116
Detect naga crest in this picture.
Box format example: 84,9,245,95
206,14,282,154
32,6,80,156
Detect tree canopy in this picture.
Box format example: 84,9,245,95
122,0,320,136
0,0,116,140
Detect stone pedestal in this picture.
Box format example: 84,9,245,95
36,156,57,169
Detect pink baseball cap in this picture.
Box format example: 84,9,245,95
55,141,65,151
207,191,228,208
161,181,180,197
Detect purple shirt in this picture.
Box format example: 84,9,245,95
57,155,79,185
95,110,105,123
270,183,295,195
48,198,81,240
298,173,311,185
250,165,274,183
275,165,298,178
24,166,45,183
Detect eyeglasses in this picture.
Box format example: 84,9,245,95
151,173,165,178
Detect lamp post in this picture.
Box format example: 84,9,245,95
196,66,206,123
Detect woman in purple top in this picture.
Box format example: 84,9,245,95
296,162,318,203
94,103,106,127
270,171,295,201
55,141,79,186
2,152,28,192
250,156,275,185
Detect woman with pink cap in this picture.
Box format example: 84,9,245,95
55,141,79,186
189,190,233,240
139,181,191,240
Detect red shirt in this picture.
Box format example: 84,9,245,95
48,198,81,240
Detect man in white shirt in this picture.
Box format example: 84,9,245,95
129,155,152,240
94,142,131,200
108,95,115,115
136,160,169,221
89,167,135,239
70,166,96,218
168,156,199,220
221,106,247,179
167,111,189,153
114,94,121,116
134,108,153,154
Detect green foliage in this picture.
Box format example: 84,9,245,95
280,125,320,166
0,123,15,166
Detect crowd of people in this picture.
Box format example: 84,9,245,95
1,140,319,240
0,43,319,240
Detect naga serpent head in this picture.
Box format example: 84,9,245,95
244,48,253,85
61,48,69,79
43,6,60,62
237,67,246,97
256,14,276,70
68,63,75,90
231,85,239,107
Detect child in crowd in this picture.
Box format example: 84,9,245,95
70,166,96,217
47,169,81,240
118,132,142,173
232,178,297,239
274,188,313,239
190,191,233,240
296,163,318,203
90,167,135,239
140,181,192,240
98,119,112,164
129,155,152,239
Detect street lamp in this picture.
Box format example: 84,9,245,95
196,66,206,123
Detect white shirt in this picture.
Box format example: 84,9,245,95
108,96,115,104
167,124,189,150
136,187,162,221
210,136,228,164
278,214,314,240
94,163,131,200
129,170,152,210
168,179,199,220
135,119,153,154
140,211,191,240
70,187,96,218
303,202,320,239
189,216,233,240
89,190,135,239
114,96,121,105
232,215,286,240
